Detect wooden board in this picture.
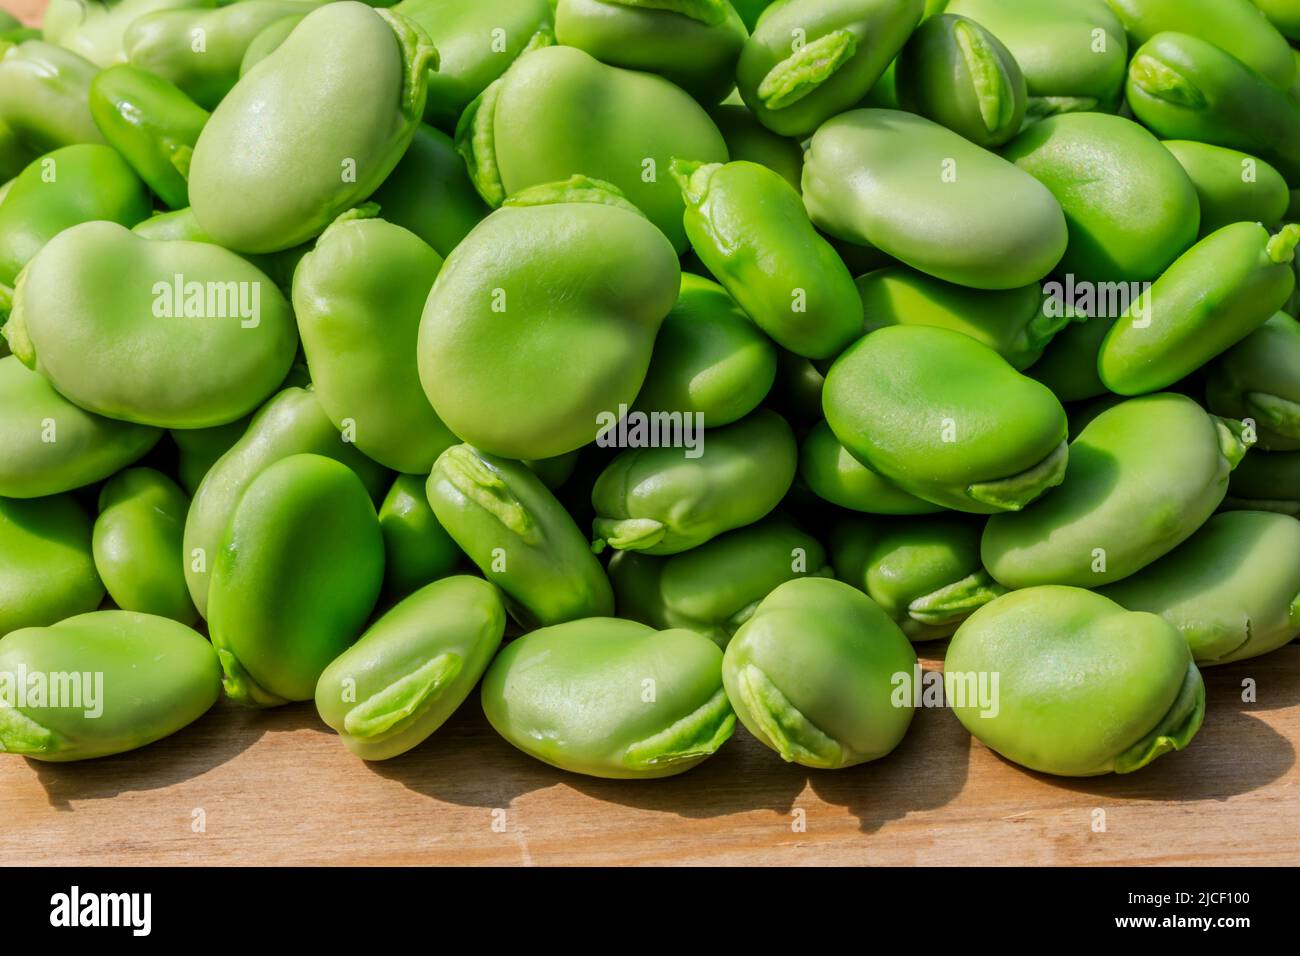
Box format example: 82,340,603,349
3,644,1297,866
3,0,41,25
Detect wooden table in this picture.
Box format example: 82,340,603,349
4,0,42,25
3,644,1296,866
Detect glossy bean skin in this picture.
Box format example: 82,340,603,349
457,45,727,252
608,516,833,647
895,13,1026,148
736,0,925,138
733,0,777,31
982,393,1248,588
1223,448,1300,514
799,420,943,514
0,494,103,639
769,349,827,424
293,210,456,473
855,266,1057,370
426,444,614,627
1101,511,1300,666
1098,223,1300,395
707,102,804,191
0,356,160,498
1003,112,1200,284
802,109,1067,290
92,467,197,625
0,115,35,182
823,326,1069,514
633,274,777,428
182,387,391,618
238,13,303,77
1126,32,1300,183
0,41,106,153
208,454,385,707
946,587,1204,776
946,0,1129,118
1105,0,1295,89
831,515,1005,641
378,473,461,599
1252,0,1300,39
481,617,735,779
124,1,325,110
0,610,221,761
42,0,205,67
88,64,210,210
6,221,298,429
1162,141,1289,238
1027,313,1114,402
591,408,798,555
418,177,679,461
1205,313,1300,451
189,2,434,254
393,0,553,129
555,0,747,106
316,576,505,760
172,417,250,496
369,124,489,258
677,160,861,359
0,144,151,301
722,577,917,769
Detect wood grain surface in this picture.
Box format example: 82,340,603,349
2,645,1297,866
2,0,41,25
